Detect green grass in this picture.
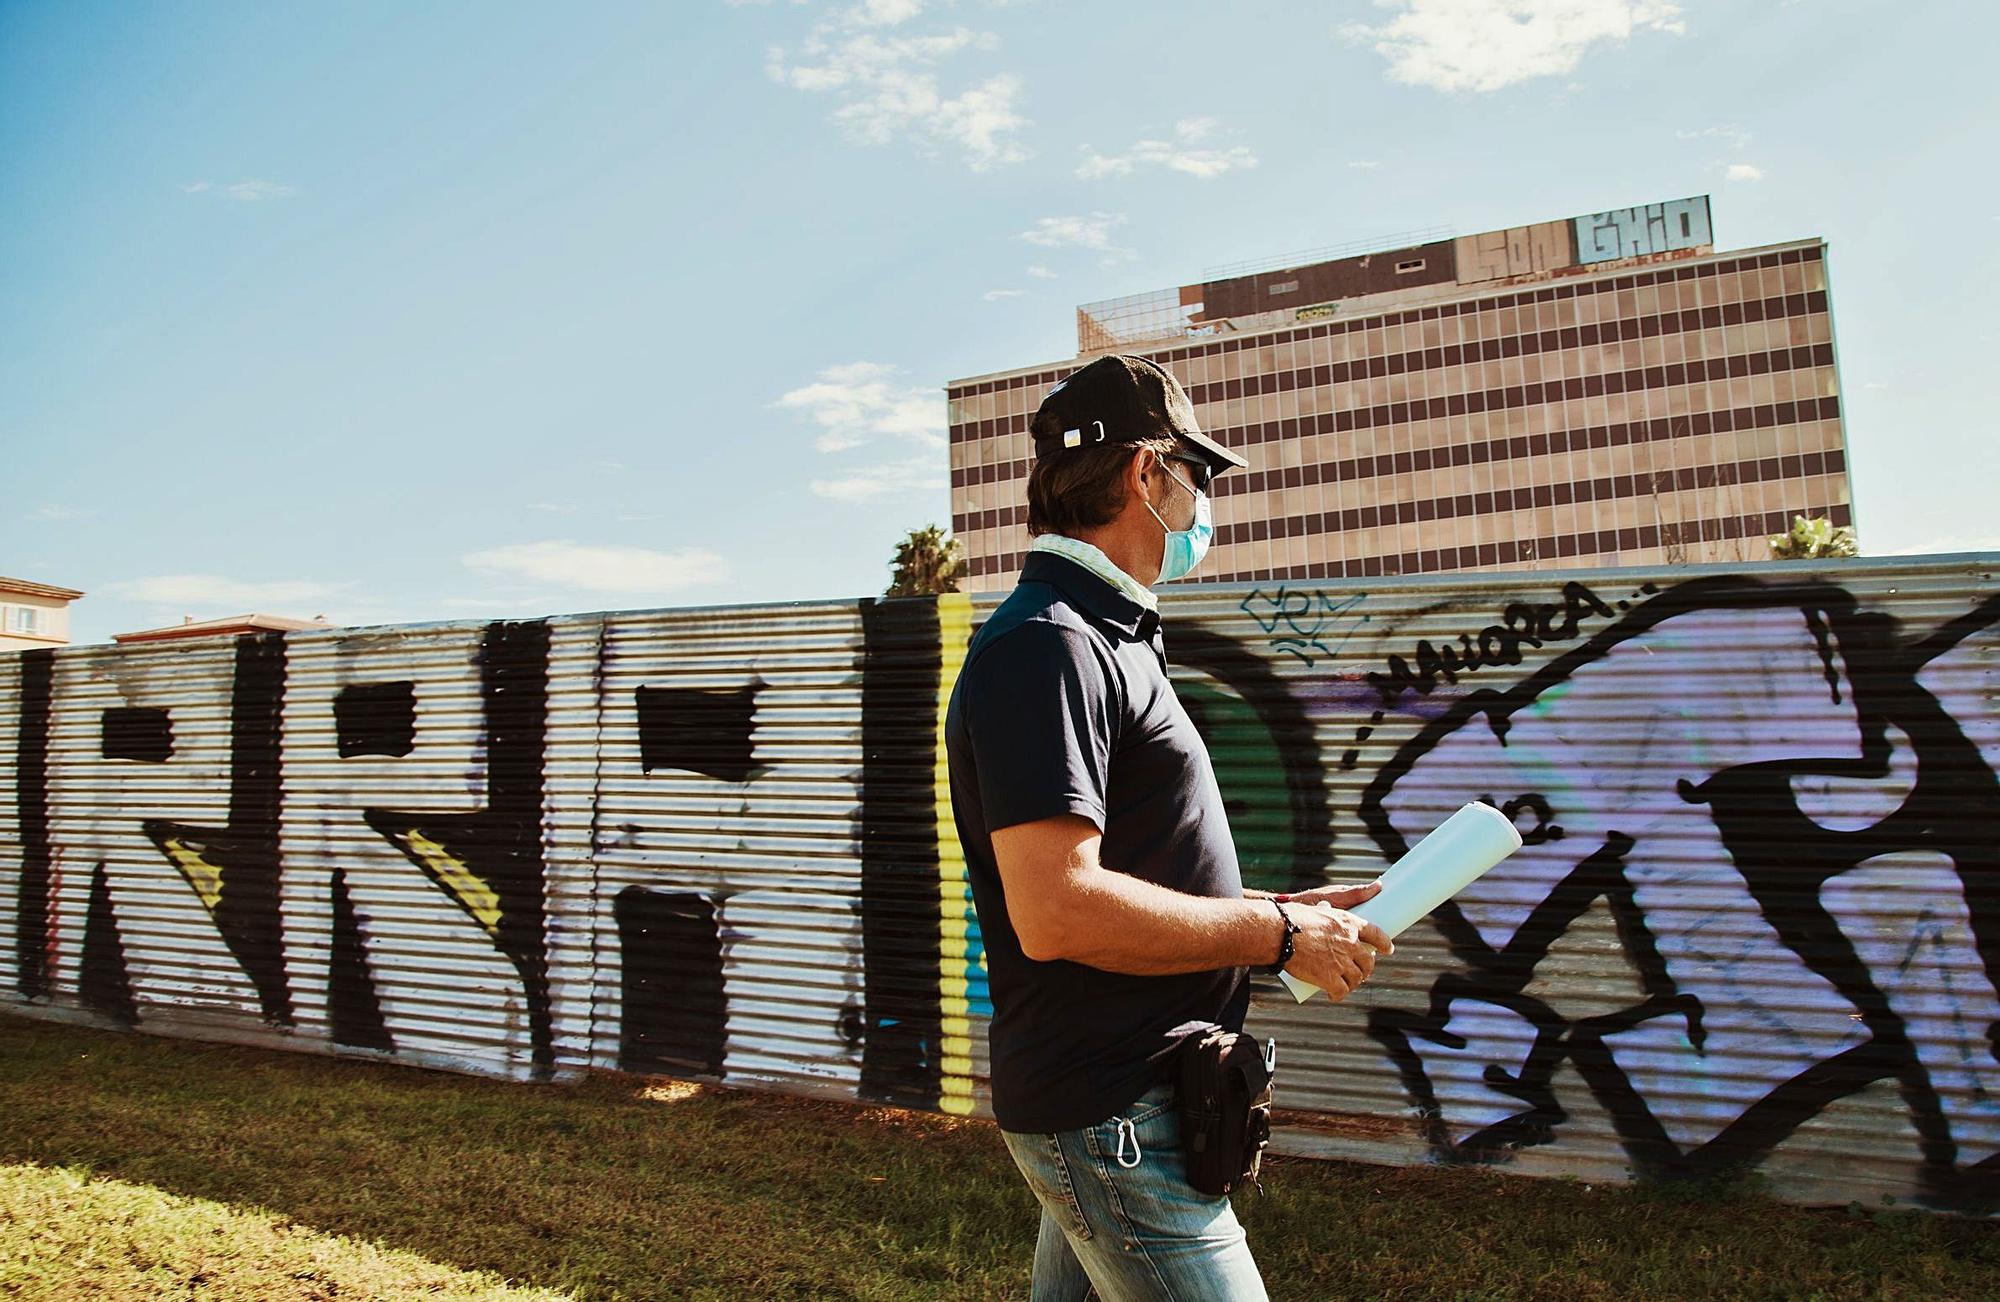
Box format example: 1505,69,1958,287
1,1011,1996,1299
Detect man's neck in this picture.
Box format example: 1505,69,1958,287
1070,519,1162,589
1032,535,1158,611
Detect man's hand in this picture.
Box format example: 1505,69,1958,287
1285,902,1393,1003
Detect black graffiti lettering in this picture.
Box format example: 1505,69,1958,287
5,567,1997,1212
12,649,54,999
1547,581,1616,641
1365,977,1569,1158
1479,792,1565,846
856,597,944,1108
615,887,726,1077
141,632,292,1027
635,683,762,783
334,681,416,758
364,620,555,1077
100,708,173,763
328,865,391,1052
79,862,137,1027
1365,577,2000,1207
1369,582,1615,700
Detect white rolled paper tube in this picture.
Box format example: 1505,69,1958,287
1278,801,1524,1002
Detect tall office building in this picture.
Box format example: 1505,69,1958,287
947,195,1853,589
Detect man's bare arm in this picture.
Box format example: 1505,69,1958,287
990,815,1391,996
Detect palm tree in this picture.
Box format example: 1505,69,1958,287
1768,514,1859,560
885,524,967,597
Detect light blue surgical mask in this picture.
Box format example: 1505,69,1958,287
1144,460,1213,585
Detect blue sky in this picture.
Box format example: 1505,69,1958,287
4,0,1996,644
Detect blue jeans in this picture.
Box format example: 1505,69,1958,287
999,1084,1269,1301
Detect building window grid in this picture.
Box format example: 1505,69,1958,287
954,252,1839,583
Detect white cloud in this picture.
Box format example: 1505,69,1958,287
1026,264,1057,279
182,179,297,201
26,504,86,522
1678,124,1752,150
845,0,926,21
1347,159,1382,169
1020,212,1131,259
776,360,948,505
925,73,1030,169
107,574,355,608
1725,162,1766,182
766,3,1029,169
1343,1,1685,93
810,455,944,502
776,360,946,453
462,541,728,595
527,501,578,513
983,288,1024,300
1076,117,1258,180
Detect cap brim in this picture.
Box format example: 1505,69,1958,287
1179,429,1250,472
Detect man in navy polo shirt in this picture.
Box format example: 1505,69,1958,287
945,354,1393,1300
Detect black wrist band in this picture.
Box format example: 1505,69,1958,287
1265,900,1299,974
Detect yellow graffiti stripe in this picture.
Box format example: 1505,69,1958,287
934,590,976,1116
400,828,504,940
161,837,224,913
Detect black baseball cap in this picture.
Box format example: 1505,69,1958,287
1030,354,1250,474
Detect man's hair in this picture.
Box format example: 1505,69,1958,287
1026,436,1179,537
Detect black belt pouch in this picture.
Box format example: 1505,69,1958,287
1174,1025,1273,1196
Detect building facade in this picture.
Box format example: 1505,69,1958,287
947,196,1854,590
0,576,83,651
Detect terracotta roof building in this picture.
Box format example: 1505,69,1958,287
112,613,332,645
0,576,85,651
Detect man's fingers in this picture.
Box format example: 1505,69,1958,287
1361,922,1394,956
1307,881,1382,908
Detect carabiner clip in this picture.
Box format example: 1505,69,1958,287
1264,1037,1278,1074
1114,1116,1143,1169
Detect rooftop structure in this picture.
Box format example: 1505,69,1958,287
113,613,333,645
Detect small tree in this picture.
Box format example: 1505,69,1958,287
1768,514,1859,561
885,524,967,597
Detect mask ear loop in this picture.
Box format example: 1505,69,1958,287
1139,461,1177,544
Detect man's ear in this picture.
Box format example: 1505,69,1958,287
1124,447,1153,508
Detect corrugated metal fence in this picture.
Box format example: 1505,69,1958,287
3,555,1997,1210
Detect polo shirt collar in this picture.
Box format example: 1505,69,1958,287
1029,534,1158,611
1022,539,1160,640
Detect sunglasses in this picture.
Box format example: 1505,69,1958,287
1165,455,1214,495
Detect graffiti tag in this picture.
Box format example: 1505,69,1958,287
1240,587,1370,667
1367,581,1625,700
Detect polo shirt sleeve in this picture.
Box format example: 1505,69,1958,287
959,620,1117,833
